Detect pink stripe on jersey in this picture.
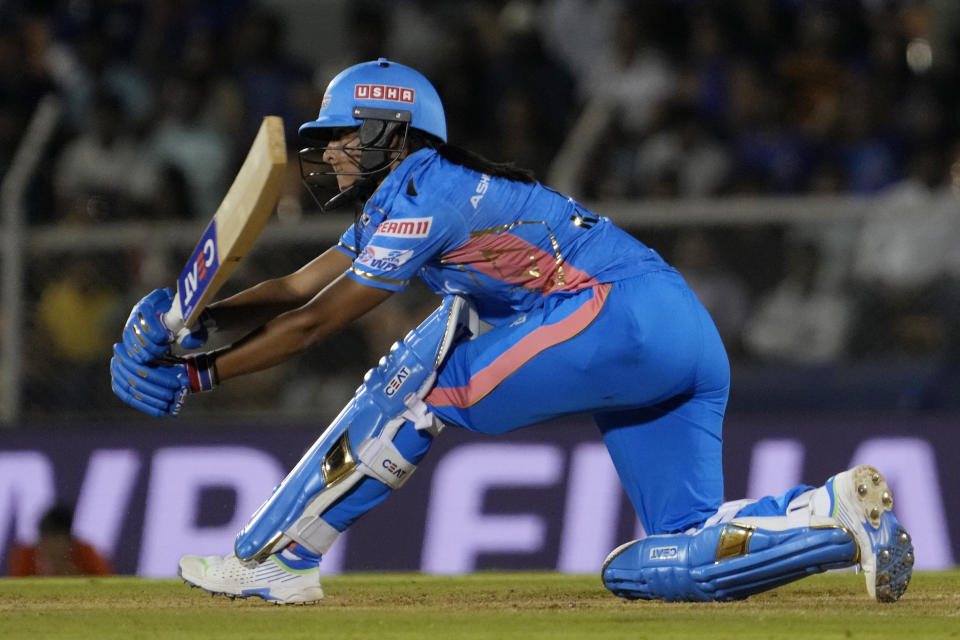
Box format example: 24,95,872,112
426,282,612,408
441,232,597,294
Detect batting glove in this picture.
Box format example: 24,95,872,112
110,343,218,416
121,288,215,364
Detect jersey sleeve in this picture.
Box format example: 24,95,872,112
347,205,465,292
334,224,359,259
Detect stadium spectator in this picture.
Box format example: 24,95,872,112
726,58,814,194
145,73,231,219
486,7,577,179
671,230,750,357
743,240,853,364
538,0,622,90
227,4,317,145
5,0,960,421
32,257,123,412
53,89,157,221
545,3,678,198
588,5,677,197
0,12,57,221
633,102,732,197
5,505,111,577
829,75,900,195
848,144,960,356
40,3,154,132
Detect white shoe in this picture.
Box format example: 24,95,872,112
826,465,914,602
178,551,324,604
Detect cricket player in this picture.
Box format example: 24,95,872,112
110,59,913,604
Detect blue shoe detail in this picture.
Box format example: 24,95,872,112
284,542,323,564
275,549,321,572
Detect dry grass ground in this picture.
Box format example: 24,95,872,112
0,571,958,639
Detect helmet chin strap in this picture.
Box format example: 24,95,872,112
320,175,377,212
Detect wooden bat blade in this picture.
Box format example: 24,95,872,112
173,116,287,327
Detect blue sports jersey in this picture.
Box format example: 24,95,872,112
336,148,675,320
326,147,736,536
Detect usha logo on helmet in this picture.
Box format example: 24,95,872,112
354,84,415,104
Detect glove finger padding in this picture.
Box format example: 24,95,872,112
122,288,175,363
110,343,218,417
112,343,189,390
110,352,181,417
110,352,181,403
111,370,175,416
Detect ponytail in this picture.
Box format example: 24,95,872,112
407,131,536,184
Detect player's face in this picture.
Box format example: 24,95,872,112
322,128,364,190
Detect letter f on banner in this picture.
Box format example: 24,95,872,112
421,443,563,573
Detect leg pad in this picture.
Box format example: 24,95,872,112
602,522,858,602
233,295,477,563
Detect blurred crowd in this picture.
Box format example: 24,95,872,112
2,0,960,419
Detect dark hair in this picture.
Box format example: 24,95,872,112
407,130,536,184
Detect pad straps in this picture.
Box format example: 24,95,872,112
357,433,418,489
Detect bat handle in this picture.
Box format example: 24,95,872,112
163,290,185,336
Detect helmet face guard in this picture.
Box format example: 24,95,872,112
298,58,446,212
299,107,412,211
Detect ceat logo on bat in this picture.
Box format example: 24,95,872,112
178,220,219,320
354,84,415,104
357,245,414,272
375,217,432,238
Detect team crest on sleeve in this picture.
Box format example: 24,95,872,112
375,217,432,238
357,245,415,271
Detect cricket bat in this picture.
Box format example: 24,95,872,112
163,116,287,330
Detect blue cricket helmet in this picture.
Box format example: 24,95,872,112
300,57,447,142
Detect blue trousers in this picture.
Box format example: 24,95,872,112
324,271,796,536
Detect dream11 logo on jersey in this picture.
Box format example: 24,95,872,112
375,217,432,239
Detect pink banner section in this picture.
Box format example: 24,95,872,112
0,411,957,576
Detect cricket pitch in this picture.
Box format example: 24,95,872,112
1,571,958,639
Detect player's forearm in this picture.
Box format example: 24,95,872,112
205,278,311,334
205,248,353,335
211,274,392,382
211,307,340,380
